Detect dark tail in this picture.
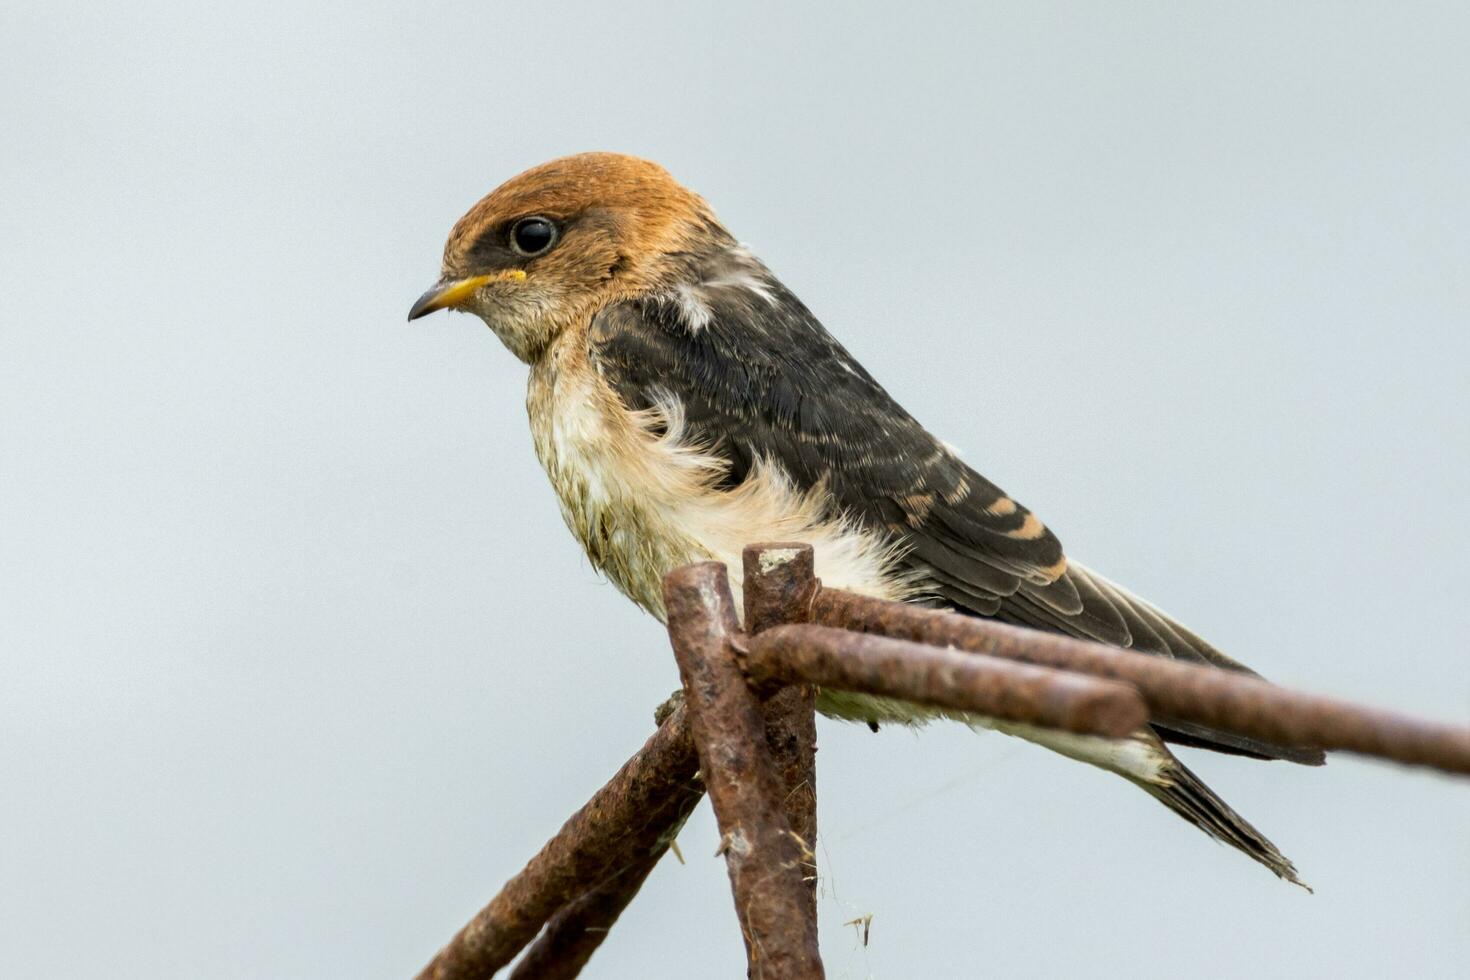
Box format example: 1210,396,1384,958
1133,751,1309,890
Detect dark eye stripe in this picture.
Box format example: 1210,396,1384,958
510,216,558,256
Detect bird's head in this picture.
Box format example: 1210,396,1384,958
408,152,729,362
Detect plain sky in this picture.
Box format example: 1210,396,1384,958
3,2,1469,977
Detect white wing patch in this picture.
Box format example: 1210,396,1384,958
661,244,782,333
670,282,713,332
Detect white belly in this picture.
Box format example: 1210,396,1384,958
528,356,909,619
524,348,1169,788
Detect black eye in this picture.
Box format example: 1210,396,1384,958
510,216,558,256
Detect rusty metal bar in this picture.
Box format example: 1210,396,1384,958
415,707,702,980
505,839,669,980
742,543,819,635
415,555,1470,980
664,562,825,980
813,588,1470,775
741,544,820,921
745,624,1149,738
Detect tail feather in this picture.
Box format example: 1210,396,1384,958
815,691,1309,888
1133,751,1309,890
1018,720,1310,888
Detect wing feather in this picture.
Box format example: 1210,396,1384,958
588,247,1322,766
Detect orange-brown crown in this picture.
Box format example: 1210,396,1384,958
441,152,723,279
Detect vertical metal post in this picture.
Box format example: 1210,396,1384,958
664,562,826,980
742,543,820,917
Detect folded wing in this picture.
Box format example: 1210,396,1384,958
589,251,1322,765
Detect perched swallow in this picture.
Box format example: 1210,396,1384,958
410,152,1323,885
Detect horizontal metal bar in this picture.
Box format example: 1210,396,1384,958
743,624,1149,738
813,588,1470,775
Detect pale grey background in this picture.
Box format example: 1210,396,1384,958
3,2,1468,977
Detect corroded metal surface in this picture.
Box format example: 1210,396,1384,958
416,558,1470,980
746,624,1149,738
813,587,1470,775
665,562,825,980
505,836,672,980
415,707,701,980
742,544,820,921
742,542,819,636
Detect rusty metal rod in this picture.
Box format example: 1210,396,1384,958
664,562,825,980
742,544,820,920
505,828,678,980
745,624,1149,738
415,707,702,980
814,588,1470,776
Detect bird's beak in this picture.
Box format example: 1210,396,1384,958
407,274,499,321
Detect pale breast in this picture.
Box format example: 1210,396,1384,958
526,333,910,619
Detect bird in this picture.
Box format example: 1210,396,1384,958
408,152,1323,886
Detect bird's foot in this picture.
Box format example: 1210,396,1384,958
653,689,685,727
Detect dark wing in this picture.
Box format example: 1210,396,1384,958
589,258,1322,765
